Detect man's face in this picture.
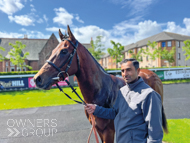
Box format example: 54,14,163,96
121,61,140,83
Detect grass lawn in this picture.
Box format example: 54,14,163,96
0,87,82,110
163,119,190,143
0,79,189,110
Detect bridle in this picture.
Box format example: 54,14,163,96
46,39,80,82
46,37,99,143
46,38,85,105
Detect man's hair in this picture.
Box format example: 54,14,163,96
120,58,139,70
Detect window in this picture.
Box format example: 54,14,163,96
162,42,166,47
177,41,180,48
167,41,172,47
6,62,8,66
146,56,149,61
178,53,180,60
17,67,21,71
141,56,143,61
10,62,14,66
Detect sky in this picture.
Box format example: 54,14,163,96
0,0,190,50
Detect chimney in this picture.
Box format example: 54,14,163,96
24,35,28,39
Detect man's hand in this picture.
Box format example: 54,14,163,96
84,104,96,114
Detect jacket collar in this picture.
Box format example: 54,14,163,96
127,76,143,90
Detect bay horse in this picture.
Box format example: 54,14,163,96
34,25,168,143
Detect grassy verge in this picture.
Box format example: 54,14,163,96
163,119,190,143
162,79,190,84
0,87,82,110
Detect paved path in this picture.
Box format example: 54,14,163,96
0,83,190,143
163,83,190,119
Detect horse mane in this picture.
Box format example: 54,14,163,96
82,45,109,75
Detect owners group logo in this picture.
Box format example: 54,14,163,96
7,118,57,137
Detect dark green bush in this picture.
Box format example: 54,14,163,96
0,71,38,75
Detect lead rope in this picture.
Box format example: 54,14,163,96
88,114,99,143
56,81,99,143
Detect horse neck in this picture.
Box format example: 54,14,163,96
76,44,108,103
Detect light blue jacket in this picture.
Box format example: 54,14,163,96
93,77,163,143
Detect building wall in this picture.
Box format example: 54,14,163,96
141,45,158,68
0,59,33,72
160,40,176,67
0,34,60,72
29,61,38,70
177,41,190,66
99,40,190,69
99,59,103,68
38,34,59,69
0,62,3,72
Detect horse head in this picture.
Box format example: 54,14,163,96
34,25,79,90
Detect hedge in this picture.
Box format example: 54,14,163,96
0,71,38,75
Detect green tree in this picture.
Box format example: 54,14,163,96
160,47,176,68
8,41,32,71
143,41,160,67
0,46,5,62
182,39,190,61
128,48,144,62
88,36,105,61
107,40,124,68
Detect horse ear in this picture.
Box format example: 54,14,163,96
59,29,64,40
67,25,76,42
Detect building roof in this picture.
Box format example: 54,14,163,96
82,43,91,49
124,31,190,52
0,34,91,61
100,53,110,58
0,37,49,61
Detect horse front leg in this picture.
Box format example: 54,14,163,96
95,119,115,143
102,122,115,143
85,111,115,143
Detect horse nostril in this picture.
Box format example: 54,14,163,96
36,76,42,85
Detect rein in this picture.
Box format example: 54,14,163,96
46,39,99,143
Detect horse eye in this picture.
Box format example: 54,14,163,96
61,49,68,54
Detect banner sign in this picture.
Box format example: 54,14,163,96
28,77,36,88
154,71,164,80
0,78,28,89
28,77,69,88
164,70,190,79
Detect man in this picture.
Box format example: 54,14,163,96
0,83,4,90
85,58,163,143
